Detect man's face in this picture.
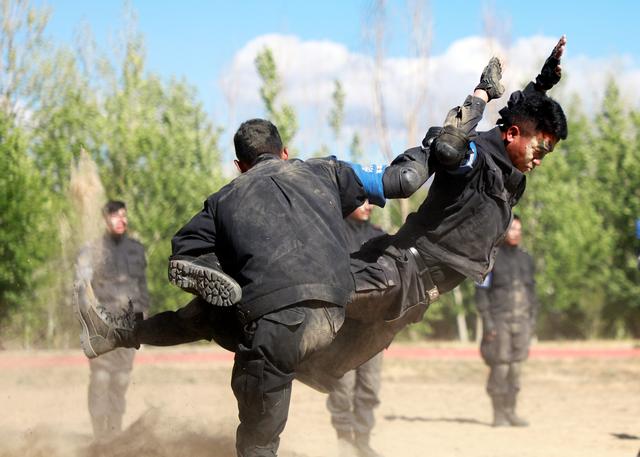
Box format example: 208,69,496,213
506,129,558,173
105,208,128,236
349,200,372,222
505,218,522,246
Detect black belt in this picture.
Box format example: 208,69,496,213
408,247,440,303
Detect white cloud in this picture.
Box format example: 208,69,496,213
219,33,640,162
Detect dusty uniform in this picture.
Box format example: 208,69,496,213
326,218,385,439
296,93,528,388
130,91,524,455
77,234,149,438
475,244,538,416
169,155,372,457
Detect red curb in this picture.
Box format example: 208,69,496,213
1,346,639,370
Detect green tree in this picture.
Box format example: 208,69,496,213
518,99,613,338
328,79,345,141
0,0,50,117
0,112,49,341
591,81,640,337
101,28,224,314
254,47,298,151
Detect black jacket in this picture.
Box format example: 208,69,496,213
391,127,525,283
171,154,368,320
344,218,385,253
475,244,539,323
76,233,150,314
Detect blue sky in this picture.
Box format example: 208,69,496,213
40,1,639,104
36,1,640,161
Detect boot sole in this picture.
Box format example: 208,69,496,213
73,281,100,359
168,259,242,307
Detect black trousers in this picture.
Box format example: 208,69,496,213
135,300,344,457
133,243,454,455
232,303,344,457
480,315,532,397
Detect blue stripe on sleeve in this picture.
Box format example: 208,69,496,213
347,162,387,207
449,141,478,175
476,272,493,288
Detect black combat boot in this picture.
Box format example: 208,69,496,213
74,278,139,358
504,392,529,427
91,414,110,441
491,395,509,427
336,429,357,457
354,432,384,457
168,253,242,307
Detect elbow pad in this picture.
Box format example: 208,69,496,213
382,148,429,198
431,125,470,169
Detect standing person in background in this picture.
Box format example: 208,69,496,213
75,200,150,440
327,200,385,457
475,215,539,427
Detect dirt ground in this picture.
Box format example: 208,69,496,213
1,342,639,457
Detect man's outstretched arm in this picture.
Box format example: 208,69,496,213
533,35,566,94
513,35,566,102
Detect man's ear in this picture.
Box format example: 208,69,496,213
280,147,289,160
234,159,251,173
504,125,521,144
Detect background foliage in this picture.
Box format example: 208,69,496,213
1,0,640,347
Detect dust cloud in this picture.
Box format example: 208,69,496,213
0,408,312,457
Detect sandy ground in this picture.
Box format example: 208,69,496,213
1,342,639,457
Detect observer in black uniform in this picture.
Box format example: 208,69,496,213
75,200,150,439
475,215,539,427
326,200,386,457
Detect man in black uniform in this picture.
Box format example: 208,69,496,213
75,39,567,457
326,201,386,457
475,215,539,427
295,36,567,386
75,200,150,439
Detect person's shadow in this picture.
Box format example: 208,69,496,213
384,414,490,427
611,433,639,440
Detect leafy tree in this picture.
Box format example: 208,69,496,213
328,79,345,141
254,47,298,151
518,100,613,338
0,112,49,341
590,81,640,336
100,29,224,314
0,0,50,118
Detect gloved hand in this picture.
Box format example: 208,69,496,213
421,126,442,150
535,35,566,92
475,56,505,101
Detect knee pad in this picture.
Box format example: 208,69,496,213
90,369,111,388
112,371,131,390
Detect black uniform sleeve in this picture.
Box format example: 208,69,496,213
334,160,369,217
475,276,495,332
136,247,151,315
526,254,540,327
171,197,219,257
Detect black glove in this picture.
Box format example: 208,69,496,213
421,126,442,150
535,36,566,92
475,57,505,101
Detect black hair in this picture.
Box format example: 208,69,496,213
233,119,283,166
512,214,521,222
498,91,568,140
103,200,126,216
